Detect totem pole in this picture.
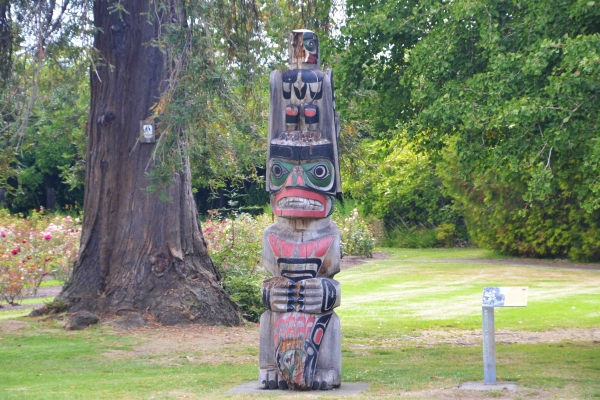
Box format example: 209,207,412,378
258,29,342,391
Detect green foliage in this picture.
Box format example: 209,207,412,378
341,136,466,242
202,213,271,322
440,137,600,261
0,1,90,212
435,223,457,248
339,0,600,260
383,227,439,249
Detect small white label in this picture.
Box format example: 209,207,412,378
140,121,156,143
143,125,153,141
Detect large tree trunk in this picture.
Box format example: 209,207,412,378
58,0,241,326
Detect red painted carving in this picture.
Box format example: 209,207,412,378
273,187,328,218
268,235,296,258
286,105,299,116
298,236,334,258
268,234,334,261
314,327,323,344
274,312,316,343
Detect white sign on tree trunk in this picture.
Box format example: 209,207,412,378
140,120,156,143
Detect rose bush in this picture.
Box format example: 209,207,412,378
335,208,376,258
0,209,80,306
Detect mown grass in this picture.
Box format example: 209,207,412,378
0,248,599,399
40,280,63,287
338,248,600,336
0,297,54,307
0,329,255,399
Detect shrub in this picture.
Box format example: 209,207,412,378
435,223,457,248
334,208,375,258
383,227,439,248
202,213,271,322
342,138,465,235
440,139,600,261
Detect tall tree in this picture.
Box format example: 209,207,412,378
339,0,600,260
58,0,241,325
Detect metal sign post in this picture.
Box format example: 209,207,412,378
480,286,528,385
482,306,496,384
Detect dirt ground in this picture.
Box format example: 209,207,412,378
340,251,390,270
349,327,600,349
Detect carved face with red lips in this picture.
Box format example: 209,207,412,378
269,142,336,218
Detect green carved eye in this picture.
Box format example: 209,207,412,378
303,161,333,188
270,161,292,186
303,38,317,52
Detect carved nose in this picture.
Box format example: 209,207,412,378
285,171,305,187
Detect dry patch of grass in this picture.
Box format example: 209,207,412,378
347,327,600,350
0,319,29,333
102,324,260,365
394,387,560,400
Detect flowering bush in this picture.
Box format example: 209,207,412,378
334,209,376,258
203,213,271,322
0,209,81,306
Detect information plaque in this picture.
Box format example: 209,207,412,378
482,286,528,307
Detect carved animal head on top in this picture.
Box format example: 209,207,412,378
289,29,319,69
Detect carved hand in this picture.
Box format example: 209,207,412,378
261,276,340,314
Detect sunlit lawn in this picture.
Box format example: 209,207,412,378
0,248,598,399
338,248,600,336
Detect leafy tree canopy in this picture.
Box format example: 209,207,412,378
339,0,600,260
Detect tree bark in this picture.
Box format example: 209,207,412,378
58,0,241,326
0,0,12,84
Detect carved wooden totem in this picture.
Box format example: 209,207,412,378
258,29,342,391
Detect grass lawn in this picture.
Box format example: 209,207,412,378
0,297,54,307
0,248,599,399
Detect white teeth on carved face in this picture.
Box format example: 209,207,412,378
277,196,324,211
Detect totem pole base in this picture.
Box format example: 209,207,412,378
226,381,370,395
458,382,518,391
